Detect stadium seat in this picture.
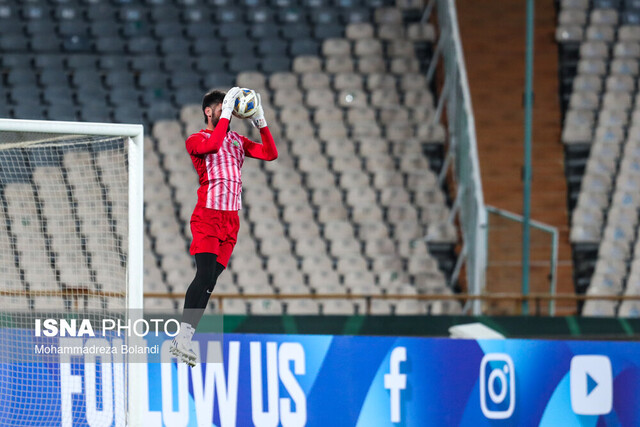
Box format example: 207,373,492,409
344,271,378,294
286,299,321,315
369,299,393,314
429,300,462,315
352,205,385,224
33,297,68,313
300,73,330,91
328,237,361,257
314,24,344,39
343,8,373,24
250,299,283,315
0,296,30,311
145,298,178,313
334,253,368,273
394,299,427,315
268,73,298,92
259,236,292,256
582,300,617,316
271,268,306,289
288,222,320,241
222,299,248,315
0,0,461,318
303,270,346,293
292,56,323,73
321,299,356,315
377,270,409,290
618,300,640,317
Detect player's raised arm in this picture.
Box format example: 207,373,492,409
242,92,278,161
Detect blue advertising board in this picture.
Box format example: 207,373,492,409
1,331,639,426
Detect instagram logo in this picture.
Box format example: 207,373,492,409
480,353,515,419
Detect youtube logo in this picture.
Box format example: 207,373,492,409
570,355,613,415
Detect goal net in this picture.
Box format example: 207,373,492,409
0,119,143,426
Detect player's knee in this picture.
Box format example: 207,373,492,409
191,270,211,290
195,271,213,288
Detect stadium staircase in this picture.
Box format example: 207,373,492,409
457,0,575,315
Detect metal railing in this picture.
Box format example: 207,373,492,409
5,289,636,317
425,0,488,314
485,206,559,315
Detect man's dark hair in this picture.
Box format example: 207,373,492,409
202,90,226,124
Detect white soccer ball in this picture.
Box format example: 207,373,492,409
232,88,259,119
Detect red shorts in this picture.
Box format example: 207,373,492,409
189,207,240,267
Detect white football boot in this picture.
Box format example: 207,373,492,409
170,337,197,367
169,323,197,367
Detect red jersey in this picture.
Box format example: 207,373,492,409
186,118,277,211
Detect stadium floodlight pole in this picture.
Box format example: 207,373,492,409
522,0,535,315
0,118,145,426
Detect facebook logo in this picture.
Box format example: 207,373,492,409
384,347,407,423
570,355,613,415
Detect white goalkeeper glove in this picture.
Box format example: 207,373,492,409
250,93,267,129
221,86,241,120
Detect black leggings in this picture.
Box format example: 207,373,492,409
182,253,225,329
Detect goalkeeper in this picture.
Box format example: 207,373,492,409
170,87,277,366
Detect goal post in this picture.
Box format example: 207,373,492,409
0,119,144,426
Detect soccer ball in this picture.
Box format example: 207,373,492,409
233,88,259,119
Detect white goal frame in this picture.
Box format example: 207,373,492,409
0,118,144,426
